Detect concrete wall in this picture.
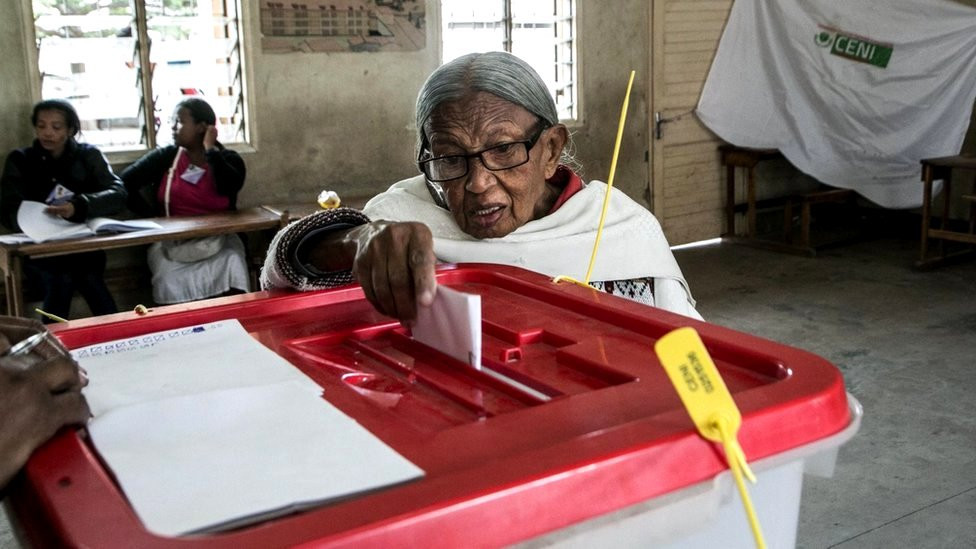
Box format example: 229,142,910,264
0,1,36,156
0,0,653,211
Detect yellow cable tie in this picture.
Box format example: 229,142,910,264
34,308,68,323
716,417,765,548
654,327,766,549
550,275,595,289
553,70,636,286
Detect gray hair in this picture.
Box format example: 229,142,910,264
415,51,560,153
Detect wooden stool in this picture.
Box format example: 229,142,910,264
917,154,976,268
719,145,783,238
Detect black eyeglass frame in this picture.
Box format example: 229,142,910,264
417,122,551,183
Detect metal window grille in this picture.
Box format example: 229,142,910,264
31,0,249,151
441,0,577,120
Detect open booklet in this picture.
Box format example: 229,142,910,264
74,320,424,537
15,200,162,243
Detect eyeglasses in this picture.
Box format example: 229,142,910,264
417,123,549,183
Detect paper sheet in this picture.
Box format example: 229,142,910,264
0,233,35,244
17,201,91,242
411,285,481,369
88,381,424,536
16,201,162,243
77,320,424,537
410,286,554,401
74,320,317,416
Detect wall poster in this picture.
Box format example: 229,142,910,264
260,0,426,53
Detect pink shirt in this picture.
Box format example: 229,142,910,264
157,149,231,216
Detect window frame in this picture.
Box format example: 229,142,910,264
23,0,257,164
439,0,579,124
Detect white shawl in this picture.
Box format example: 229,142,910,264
364,175,701,319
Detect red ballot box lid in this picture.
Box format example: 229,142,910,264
8,264,851,548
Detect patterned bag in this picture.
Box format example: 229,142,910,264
160,234,226,263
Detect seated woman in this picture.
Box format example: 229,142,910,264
262,52,700,321
121,97,249,305
0,99,125,322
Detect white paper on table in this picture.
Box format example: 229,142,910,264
17,200,91,242
16,200,162,243
0,233,35,244
411,285,481,369
88,381,424,536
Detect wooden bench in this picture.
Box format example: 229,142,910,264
720,144,860,256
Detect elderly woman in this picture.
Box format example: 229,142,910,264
262,52,700,321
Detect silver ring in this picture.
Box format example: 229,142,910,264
2,331,51,358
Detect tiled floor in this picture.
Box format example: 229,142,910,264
2,233,975,547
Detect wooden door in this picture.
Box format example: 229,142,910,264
648,0,733,245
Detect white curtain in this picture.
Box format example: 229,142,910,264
697,0,976,209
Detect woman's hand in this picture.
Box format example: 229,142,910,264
0,332,90,490
44,202,75,219
347,221,438,323
203,125,218,151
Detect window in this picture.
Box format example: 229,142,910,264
441,0,577,121
31,0,249,152
293,4,309,36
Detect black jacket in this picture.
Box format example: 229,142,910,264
120,144,246,218
0,140,126,232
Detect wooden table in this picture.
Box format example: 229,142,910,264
917,154,976,269
262,195,373,224
0,207,287,317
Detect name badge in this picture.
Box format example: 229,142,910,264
180,164,206,185
45,183,75,205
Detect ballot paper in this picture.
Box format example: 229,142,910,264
76,320,424,537
411,286,553,402
411,285,482,369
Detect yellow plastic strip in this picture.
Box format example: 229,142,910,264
716,417,765,548
550,274,594,289
552,70,636,288
34,308,68,323
654,327,766,549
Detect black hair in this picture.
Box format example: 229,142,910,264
175,97,217,126
31,99,81,137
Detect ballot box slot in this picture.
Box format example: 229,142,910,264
279,318,648,431
384,330,550,408
283,331,537,427
284,343,487,431
481,326,637,397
